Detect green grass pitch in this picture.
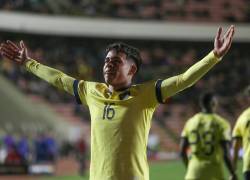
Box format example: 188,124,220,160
43,160,243,180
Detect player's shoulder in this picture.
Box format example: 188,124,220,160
191,113,202,120
81,81,107,89
128,80,158,94
235,107,250,124
185,113,202,126
134,80,157,88
240,107,250,118
213,114,230,127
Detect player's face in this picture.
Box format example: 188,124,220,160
103,50,133,89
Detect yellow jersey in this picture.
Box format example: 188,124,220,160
182,113,231,180
232,107,250,172
25,51,220,180
74,80,160,180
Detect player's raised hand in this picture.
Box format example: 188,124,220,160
213,25,235,58
0,40,29,65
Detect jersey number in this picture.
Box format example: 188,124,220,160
189,130,215,156
103,103,115,120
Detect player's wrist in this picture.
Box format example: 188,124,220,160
22,57,32,65
212,49,223,61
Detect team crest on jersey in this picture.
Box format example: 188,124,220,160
90,90,102,97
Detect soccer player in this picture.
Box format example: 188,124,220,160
0,25,234,180
180,92,237,180
232,86,250,180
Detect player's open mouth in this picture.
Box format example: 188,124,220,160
106,71,115,74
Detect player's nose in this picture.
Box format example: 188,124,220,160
107,61,114,68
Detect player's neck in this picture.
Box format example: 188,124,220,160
202,108,213,114
108,82,132,92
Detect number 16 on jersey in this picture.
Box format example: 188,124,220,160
103,103,115,120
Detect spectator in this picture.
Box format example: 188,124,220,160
75,137,88,176
4,144,23,165
17,134,30,163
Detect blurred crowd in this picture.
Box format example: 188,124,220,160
0,34,250,153
0,131,88,174
0,132,57,165
0,0,249,22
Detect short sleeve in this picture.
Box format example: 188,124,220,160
73,80,88,105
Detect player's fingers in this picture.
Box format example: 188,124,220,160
5,42,21,53
0,43,4,52
20,40,28,56
20,40,26,49
0,46,18,57
223,26,232,39
0,46,16,56
220,36,232,56
224,25,235,43
215,27,222,41
223,27,234,50
229,25,235,39
226,35,233,51
2,43,19,54
7,40,19,51
228,32,233,45
1,52,14,60
0,43,10,51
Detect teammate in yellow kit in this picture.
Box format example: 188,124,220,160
180,92,237,180
232,86,250,180
0,25,234,180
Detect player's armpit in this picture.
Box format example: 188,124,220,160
160,51,220,100
25,59,75,95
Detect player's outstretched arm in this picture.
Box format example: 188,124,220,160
160,25,235,101
0,40,75,95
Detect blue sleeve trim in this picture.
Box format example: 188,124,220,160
73,80,82,104
155,79,164,104
232,136,242,139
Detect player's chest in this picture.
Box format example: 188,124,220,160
88,97,144,123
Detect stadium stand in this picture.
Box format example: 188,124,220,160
1,34,250,151
0,0,249,22
0,1,250,177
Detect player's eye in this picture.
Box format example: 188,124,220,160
104,57,110,63
112,58,122,64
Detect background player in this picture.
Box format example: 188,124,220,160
0,25,234,180
180,92,237,180
232,86,250,180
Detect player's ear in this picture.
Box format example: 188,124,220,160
128,63,137,76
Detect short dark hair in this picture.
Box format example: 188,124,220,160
199,92,215,109
106,42,142,73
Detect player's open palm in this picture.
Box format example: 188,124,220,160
213,25,235,58
0,40,28,65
